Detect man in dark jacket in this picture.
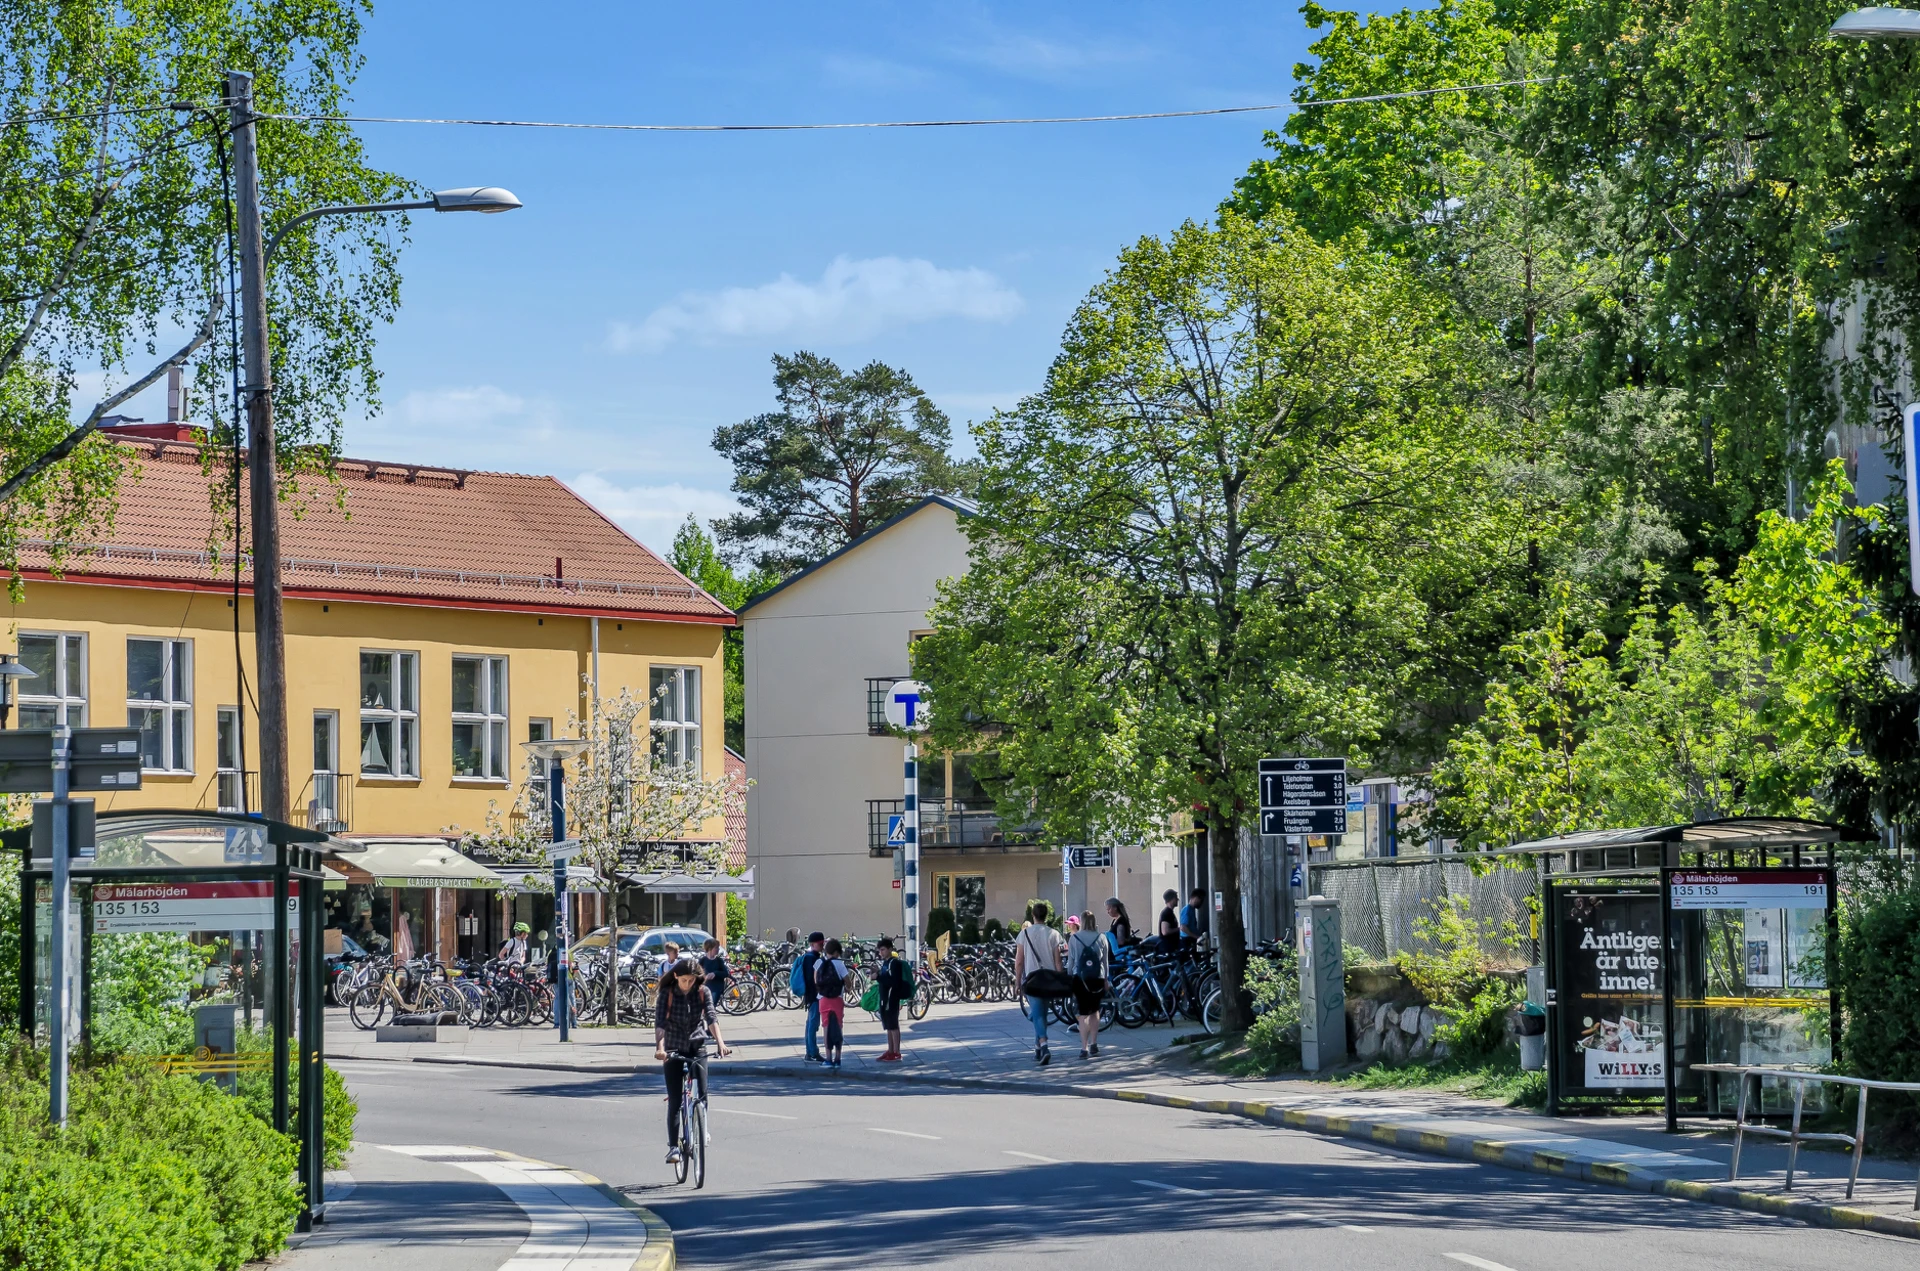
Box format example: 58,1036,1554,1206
875,936,913,1062
800,931,826,1063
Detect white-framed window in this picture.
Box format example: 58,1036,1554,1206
216,706,243,811
451,654,508,779
359,650,418,777
649,665,700,771
17,631,87,728
128,637,192,771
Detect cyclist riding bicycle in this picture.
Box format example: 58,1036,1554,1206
654,955,730,1166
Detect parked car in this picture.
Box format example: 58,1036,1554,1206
571,924,712,971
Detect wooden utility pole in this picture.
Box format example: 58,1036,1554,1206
227,70,289,822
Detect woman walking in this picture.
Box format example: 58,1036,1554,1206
1067,909,1109,1059
1015,901,1064,1066
815,937,851,1069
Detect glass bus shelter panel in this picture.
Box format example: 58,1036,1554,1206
1668,867,1833,1117
30,880,81,1046
1552,885,1670,1106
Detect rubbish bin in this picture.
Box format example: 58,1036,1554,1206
1516,1001,1547,1072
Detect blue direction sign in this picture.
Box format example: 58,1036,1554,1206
1258,756,1347,836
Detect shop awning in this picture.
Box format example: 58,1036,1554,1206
350,839,505,889
323,864,348,891
493,864,608,893
627,867,754,898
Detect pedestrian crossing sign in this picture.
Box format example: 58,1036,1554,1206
887,815,907,846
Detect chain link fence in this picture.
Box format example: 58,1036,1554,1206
1308,855,1541,967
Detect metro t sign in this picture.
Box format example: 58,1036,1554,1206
883,679,930,732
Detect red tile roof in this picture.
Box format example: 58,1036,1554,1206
17,439,734,625
724,746,747,871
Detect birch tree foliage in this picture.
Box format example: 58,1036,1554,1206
0,0,409,584
917,211,1518,1025
459,686,747,899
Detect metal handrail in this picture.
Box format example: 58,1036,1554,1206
1692,1063,1920,1207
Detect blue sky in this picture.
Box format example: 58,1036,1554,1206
142,2,1333,550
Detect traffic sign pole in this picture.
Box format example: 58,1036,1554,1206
904,743,919,967
49,725,70,1126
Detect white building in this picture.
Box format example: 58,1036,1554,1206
740,496,1177,940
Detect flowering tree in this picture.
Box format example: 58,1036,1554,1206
459,684,746,1020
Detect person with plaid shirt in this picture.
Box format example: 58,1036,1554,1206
654,956,730,1164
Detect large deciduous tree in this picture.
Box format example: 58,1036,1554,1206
916,212,1522,1027
0,0,409,587
712,351,974,575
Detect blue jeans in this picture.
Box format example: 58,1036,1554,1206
1027,995,1049,1046
805,1000,821,1059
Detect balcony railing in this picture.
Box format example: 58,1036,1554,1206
208,769,260,815
296,770,352,834
866,797,1042,856
866,676,906,735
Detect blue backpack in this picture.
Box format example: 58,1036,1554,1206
789,954,809,997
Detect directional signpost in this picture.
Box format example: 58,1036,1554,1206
1258,757,1347,837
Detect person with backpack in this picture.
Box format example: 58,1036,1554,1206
1015,900,1065,1066
795,932,826,1063
873,936,912,1062
815,938,851,1069
1067,909,1109,1060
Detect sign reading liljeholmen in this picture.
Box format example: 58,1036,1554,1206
92,881,299,935
1257,757,1346,836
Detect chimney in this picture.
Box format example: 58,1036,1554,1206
555,557,565,583
166,366,184,423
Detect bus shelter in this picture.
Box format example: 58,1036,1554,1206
7,809,360,1228
1512,817,1870,1127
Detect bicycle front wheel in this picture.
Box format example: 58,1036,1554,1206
347,984,389,1030
909,981,932,1021
690,1101,707,1189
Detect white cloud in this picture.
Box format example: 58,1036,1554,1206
566,473,741,553
608,255,1023,353
400,384,536,429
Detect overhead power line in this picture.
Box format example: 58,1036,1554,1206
259,78,1555,133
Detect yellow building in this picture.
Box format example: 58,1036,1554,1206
4,429,737,961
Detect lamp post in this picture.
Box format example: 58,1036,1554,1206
225,69,521,821
0,653,35,727
524,736,589,1041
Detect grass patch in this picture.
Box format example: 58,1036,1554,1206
1326,1057,1547,1107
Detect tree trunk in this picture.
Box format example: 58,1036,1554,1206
1210,813,1253,1032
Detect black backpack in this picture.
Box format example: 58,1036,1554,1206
1073,935,1102,980
815,957,844,998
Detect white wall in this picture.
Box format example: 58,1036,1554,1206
744,502,972,939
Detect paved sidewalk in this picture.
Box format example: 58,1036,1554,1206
325,998,1920,1239
275,1143,673,1271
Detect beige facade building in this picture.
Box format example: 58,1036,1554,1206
741,497,1176,941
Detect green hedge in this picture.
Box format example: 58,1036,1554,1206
1838,886,1920,1142
0,1044,302,1270
235,1056,357,1170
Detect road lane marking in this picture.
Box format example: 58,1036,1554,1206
869,1128,941,1140
1445,1256,1519,1271
1134,1179,1212,1196
714,1108,797,1119
1005,1150,1060,1163
1285,1210,1377,1234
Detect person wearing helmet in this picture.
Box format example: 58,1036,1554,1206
500,921,531,965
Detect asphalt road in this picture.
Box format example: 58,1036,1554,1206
331,1058,1914,1271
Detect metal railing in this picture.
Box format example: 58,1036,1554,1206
866,677,905,735
1693,1063,1920,1206
209,769,260,815
305,770,351,833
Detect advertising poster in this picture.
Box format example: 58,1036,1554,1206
1557,888,1666,1092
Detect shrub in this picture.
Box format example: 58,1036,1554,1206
234,1041,358,1170
1243,948,1301,1069
958,916,981,944
1837,886,1920,1140
983,918,1006,941
0,1043,302,1270
1396,895,1522,1061
926,906,956,946
725,893,748,942
88,933,215,1057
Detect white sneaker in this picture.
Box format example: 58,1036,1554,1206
665,1147,682,1165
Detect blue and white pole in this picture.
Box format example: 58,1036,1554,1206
904,742,919,968
550,755,571,1042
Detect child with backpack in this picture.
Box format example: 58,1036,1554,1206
1067,909,1109,1060
815,938,851,1069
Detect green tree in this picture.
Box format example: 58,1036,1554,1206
917,212,1519,1027
713,351,974,575
670,515,776,754
0,0,410,587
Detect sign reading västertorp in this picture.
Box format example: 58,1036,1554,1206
1257,757,1346,836
1556,887,1666,1091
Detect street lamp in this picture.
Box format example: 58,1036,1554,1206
0,654,35,728
225,69,522,826
524,736,590,1041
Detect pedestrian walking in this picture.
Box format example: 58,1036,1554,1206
815,938,851,1069
1015,900,1065,1066
1067,909,1108,1059
874,936,911,1061
798,931,826,1062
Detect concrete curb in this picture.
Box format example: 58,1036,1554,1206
330,1051,1919,1241
489,1146,676,1271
